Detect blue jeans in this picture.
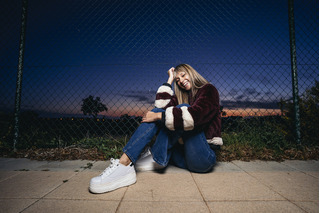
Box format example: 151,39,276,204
122,104,216,173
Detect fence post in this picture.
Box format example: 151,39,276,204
288,0,301,145
13,0,28,151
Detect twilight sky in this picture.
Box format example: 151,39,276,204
1,0,318,118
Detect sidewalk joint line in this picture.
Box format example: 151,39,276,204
190,172,212,213
115,185,129,213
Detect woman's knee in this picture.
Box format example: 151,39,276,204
151,108,165,113
186,154,216,173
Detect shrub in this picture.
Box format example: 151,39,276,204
280,81,319,146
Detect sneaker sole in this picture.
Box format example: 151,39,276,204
89,172,136,194
135,164,165,172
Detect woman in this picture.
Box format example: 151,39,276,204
89,64,222,194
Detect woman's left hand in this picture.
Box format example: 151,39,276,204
142,111,162,123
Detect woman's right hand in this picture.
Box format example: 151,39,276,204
167,67,175,85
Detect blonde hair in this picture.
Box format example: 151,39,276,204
174,64,209,104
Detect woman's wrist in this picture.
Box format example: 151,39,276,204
167,78,174,85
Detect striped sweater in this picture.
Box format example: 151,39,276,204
155,83,223,145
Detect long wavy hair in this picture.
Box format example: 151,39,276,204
174,64,209,104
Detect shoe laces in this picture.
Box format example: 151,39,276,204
100,158,119,177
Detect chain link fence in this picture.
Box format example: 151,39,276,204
1,0,318,150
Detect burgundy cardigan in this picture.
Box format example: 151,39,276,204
155,83,223,145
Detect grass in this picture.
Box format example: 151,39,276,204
1,116,318,161
72,126,318,162
72,134,127,159
218,122,318,161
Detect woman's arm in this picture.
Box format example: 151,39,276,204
167,67,175,85
154,68,178,109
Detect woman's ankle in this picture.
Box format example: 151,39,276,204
119,153,132,166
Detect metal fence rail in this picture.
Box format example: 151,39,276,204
0,0,318,150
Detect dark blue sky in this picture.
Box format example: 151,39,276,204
1,0,318,117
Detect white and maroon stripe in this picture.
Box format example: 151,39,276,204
165,106,194,131
155,85,174,108
181,106,194,130
165,106,175,130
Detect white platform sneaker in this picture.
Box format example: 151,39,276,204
89,158,136,193
135,148,165,172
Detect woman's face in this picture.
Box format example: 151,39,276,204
175,71,192,91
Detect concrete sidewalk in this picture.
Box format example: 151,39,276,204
0,158,318,213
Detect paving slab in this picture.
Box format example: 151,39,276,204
281,160,319,172
22,199,119,213
35,160,94,172
250,172,319,202
0,171,21,182
0,158,48,171
0,198,37,213
124,172,203,202
213,162,243,173
117,201,210,213
0,171,75,199
207,201,305,213
232,160,296,172
192,172,284,201
0,158,318,213
0,158,96,172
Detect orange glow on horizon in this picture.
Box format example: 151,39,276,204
222,108,281,117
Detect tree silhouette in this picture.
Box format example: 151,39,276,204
81,95,108,118
220,106,227,117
